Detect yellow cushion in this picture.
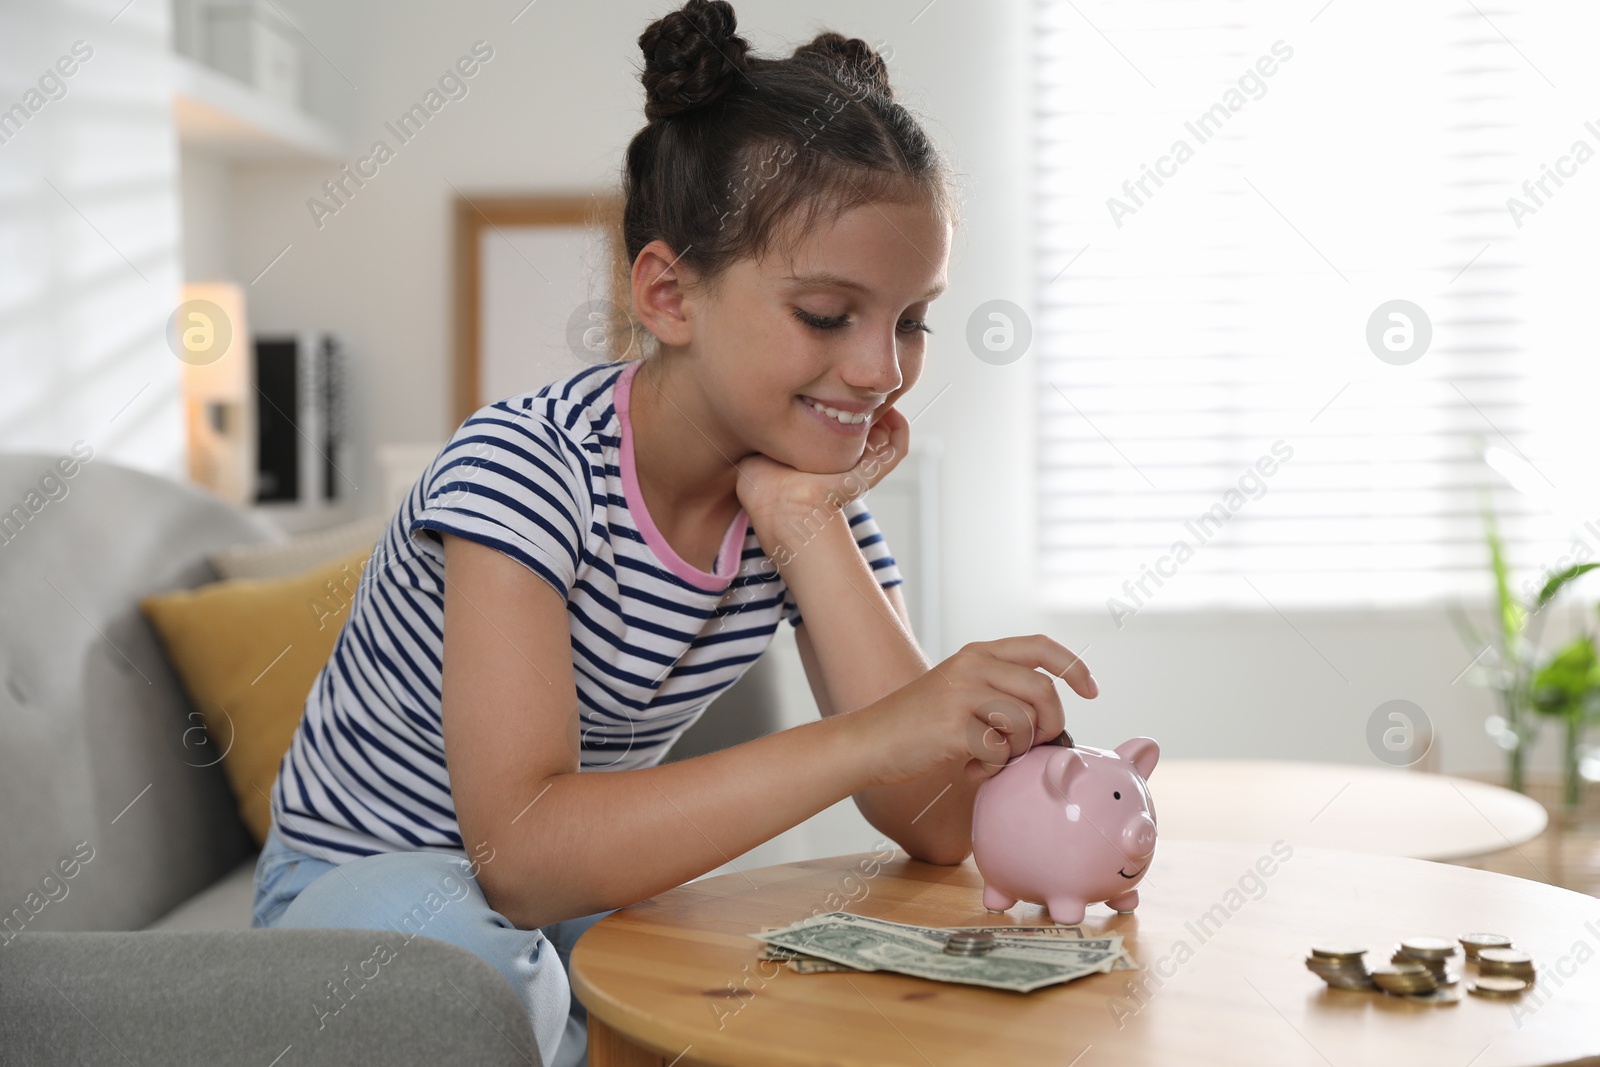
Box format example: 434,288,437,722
139,543,373,848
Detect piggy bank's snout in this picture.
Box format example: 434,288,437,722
1121,814,1156,858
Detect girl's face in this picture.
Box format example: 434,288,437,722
686,197,951,475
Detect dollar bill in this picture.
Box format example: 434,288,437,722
788,956,860,974
766,945,1138,972
768,943,1138,973
775,912,1126,958
750,913,1122,993
945,924,1087,938
758,914,1140,973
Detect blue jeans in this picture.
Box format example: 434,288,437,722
251,824,615,1067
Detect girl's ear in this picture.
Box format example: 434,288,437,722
632,239,694,347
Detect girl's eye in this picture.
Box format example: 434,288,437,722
793,308,849,330
791,308,935,335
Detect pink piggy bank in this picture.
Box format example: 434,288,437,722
970,737,1160,925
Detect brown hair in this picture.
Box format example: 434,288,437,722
604,0,959,359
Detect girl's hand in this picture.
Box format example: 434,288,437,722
852,635,1099,788
734,405,910,538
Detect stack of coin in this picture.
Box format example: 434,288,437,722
1370,961,1439,996
1468,947,1536,996
1477,948,1534,978
943,930,996,956
1307,932,1530,1003
1468,976,1531,999
1393,937,1458,985
1303,945,1374,990
1459,933,1513,961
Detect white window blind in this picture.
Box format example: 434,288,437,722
1033,1,1600,617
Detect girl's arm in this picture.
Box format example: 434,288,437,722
439,532,882,931
776,508,983,866
735,407,1093,865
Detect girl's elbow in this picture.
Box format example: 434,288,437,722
913,841,972,866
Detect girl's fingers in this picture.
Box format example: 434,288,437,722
973,634,1097,701
878,403,908,447
857,405,907,491
963,696,1036,770
968,664,1065,756
881,406,909,466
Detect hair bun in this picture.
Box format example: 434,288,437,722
638,0,750,122
793,31,892,101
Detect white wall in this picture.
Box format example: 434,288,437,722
0,0,185,477
210,0,1561,877
177,145,232,280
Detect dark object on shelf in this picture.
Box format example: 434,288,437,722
254,333,348,505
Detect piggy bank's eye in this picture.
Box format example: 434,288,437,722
1114,790,1122,800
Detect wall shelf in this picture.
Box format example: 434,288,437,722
172,54,344,163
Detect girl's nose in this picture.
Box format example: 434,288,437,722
843,340,903,396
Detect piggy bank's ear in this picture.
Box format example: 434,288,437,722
1044,747,1089,801
1114,737,1160,780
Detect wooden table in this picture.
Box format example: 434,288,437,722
1154,761,1549,861
571,841,1600,1067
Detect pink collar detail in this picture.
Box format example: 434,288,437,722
614,360,749,592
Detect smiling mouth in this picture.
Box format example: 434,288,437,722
1118,864,1147,879
796,395,873,434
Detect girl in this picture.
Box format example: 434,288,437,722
250,3,1096,1065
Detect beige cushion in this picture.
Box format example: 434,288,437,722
138,545,374,848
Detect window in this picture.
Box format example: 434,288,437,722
1033,1,1600,619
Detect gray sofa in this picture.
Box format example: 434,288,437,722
0,451,780,1065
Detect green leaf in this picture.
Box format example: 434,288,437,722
1530,636,1600,720
1535,563,1600,611
1482,503,1525,648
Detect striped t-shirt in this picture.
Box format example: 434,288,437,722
270,358,904,862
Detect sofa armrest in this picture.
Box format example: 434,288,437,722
1,929,543,1066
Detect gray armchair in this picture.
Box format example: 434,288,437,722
0,450,782,1065
0,451,546,1064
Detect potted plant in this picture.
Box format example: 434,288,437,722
1451,495,1599,809
1530,628,1600,810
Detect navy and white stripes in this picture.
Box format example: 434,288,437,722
271,359,903,863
